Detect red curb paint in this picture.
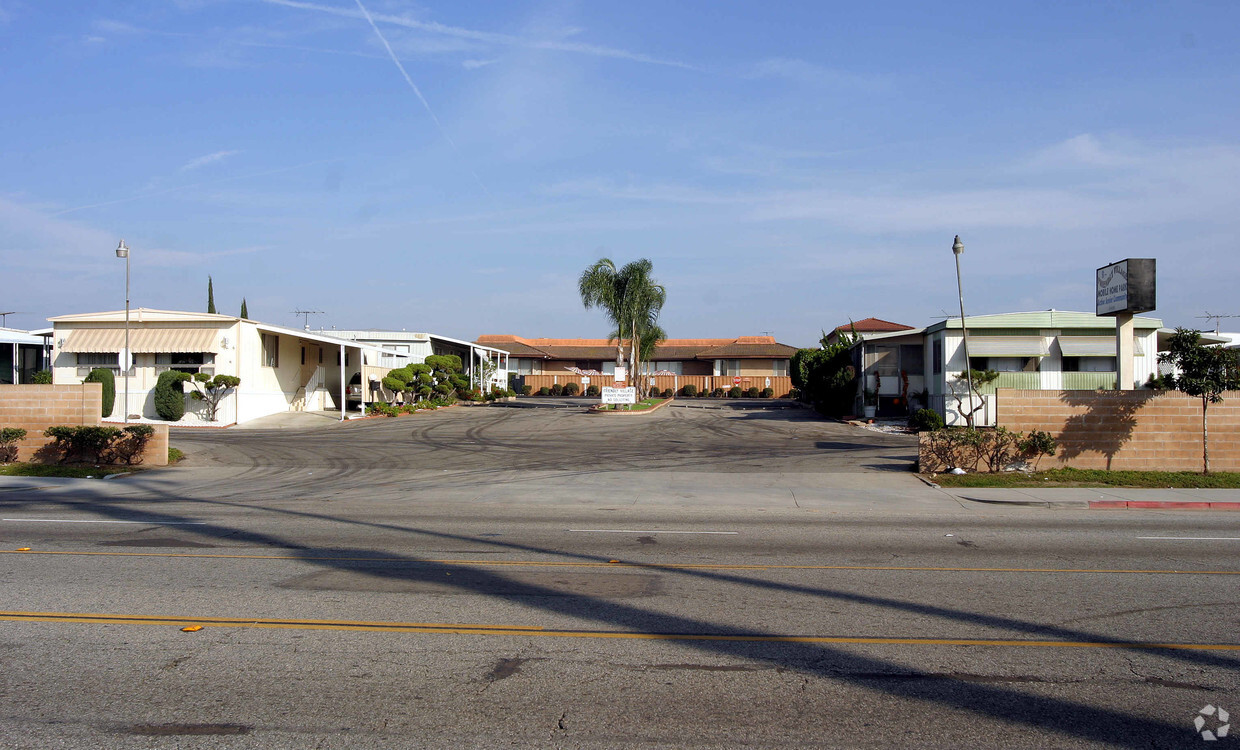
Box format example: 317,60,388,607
1088,501,1240,510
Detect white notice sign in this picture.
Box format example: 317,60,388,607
601,386,637,404
613,366,627,383
582,377,590,385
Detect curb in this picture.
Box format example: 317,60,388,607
1089,501,1240,511
588,397,674,416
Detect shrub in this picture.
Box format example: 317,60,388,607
745,387,759,398
586,384,601,397
681,384,698,398
550,383,564,397
538,387,550,396
84,368,116,418
787,387,800,400
662,388,674,398
710,387,725,398
728,386,742,398
44,425,122,464
564,382,580,397
521,385,533,396
368,402,398,417
908,408,945,433
0,427,27,462
154,370,191,421
1019,430,1058,471
33,370,53,384
107,425,155,465
760,388,774,398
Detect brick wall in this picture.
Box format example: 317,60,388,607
996,389,1240,472
0,384,168,466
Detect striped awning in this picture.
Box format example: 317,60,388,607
61,327,219,353
966,336,1049,357
1058,336,1145,357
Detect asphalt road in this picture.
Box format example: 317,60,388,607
1,403,1237,748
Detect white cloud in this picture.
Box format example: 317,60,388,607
180,150,241,171
462,58,499,70
747,57,889,90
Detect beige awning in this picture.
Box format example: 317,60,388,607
61,327,219,353
1058,336,1145,357
966,336,1049,357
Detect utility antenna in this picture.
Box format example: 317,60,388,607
291,309,324,330
935,309,959,319
0,312,16,327
1196,312,1239,335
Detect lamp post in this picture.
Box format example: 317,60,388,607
952,235,976,428
115,240,130,424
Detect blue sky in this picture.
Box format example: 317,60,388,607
2,1,1238,346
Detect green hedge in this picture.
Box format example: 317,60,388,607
154,370,191,421
84,368,116,418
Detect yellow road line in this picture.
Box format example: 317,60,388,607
2,610,1238,650
2,549,1238,576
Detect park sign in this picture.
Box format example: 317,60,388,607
1096,258,1156,316
601,386,636,404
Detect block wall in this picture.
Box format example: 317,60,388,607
0,384,168,466
996,389,1240,472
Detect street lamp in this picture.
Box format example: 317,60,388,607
115,240,130,424
952,235,976,428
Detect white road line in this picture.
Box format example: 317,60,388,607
568,529,738,535
2,519,207,525
1137,536,1240,541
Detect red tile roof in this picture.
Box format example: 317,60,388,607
832,318,915,333
475,335,795,360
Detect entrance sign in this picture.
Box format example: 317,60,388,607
1096,259,1156,316
582,376,590,385
601,386,636,404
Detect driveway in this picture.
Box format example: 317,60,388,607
174,399,917,475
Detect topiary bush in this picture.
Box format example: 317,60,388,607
538,386,550,396
728,386,742,398
745,386,759,398
908,408,945,433
681,384,698,398
84,368,116,418
710,387,725,398
563,382,580,397
550,383,564,397
661,388,673,398
760,388,774,398
522,385,533,396
0,427,27,462
154,370,191,421
586,384,601,397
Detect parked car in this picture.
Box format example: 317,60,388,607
346,373,363,405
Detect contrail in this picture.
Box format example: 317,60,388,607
351,0,489,196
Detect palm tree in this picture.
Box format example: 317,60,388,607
579,258,666,394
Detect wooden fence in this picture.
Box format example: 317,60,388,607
519,374,794,397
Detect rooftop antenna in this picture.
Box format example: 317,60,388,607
0,312,17,327
291,309,324,330
1196,312,1238,335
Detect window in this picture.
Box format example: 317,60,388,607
1063,356,1115,373
261,333,279,367
900,345,924,374
156,352,215,375
642,361,682,375
773,360,788,376
76,352,121,376
970,356,1039,373
300,347,306,366
318,349,323,364
715,359,741,376
933,339,943,375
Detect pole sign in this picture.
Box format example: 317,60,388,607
601,386,636,404
1096,259,1156,316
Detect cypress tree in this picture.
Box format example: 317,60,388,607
207,276,216,314
240,298,248,319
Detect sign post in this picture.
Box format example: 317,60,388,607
1096,258,1156,390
